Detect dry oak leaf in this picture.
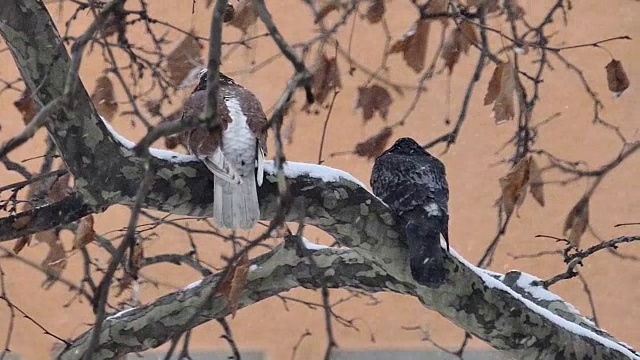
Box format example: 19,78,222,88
364,0,385,24
388,20,431,73
311,53,342,104
466,0,500,13
13,88,38,125
166,33,202,87
72,215,96,250
528,157,544,206
91,75,118,122
499,155,545,218
564,197,589,248
499,156,530,218
424,0,450,25
315,0,348,23
219,252,250,318
42,238,67,287
484,60,516,124
355,84,393,122
503,0,525,20
47,171,72,203
355,126,393,160
101,10,127,39
227,0,259,33
605,59,630,97
439,21,479,73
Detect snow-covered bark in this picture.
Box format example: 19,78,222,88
0,1,638,359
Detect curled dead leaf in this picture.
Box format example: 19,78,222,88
364,0,385,24
354,127,393,160
605,59,630,97
484,61,516,124
499,156,530,218
13,235,30,254
72,215,96,250
166,33,202,87
14,88,38,125
563,197,589,248
91,75,118,122
227,0,259,33
424,0,450,25
47,172,72,203
528,157,544,206
101,10,127,39
224,3,235,22
355,84,393,122
466,0,500,13
315,0,347,23
388,20,430,73
441,27,465,74
12,215,32,230
503,0,525,20
41,239,67,288
311,53,342,104
220,253,250,318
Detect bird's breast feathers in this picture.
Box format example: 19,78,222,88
222,97,258,175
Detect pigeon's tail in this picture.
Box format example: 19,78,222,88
213,172,260,230
404,214,447,287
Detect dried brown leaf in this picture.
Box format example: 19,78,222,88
528,157,544,207
466,0,500,13
14,88,38,125
12,215,32,230
166,33,202,87
72,215,96,251
220,253,250,318
605,59,630,96
311,53,342,104
101,11,126,38
499,156,530,218
34,229,58,246
425,0,450,25
365,0,385,24
91,75,118,122
47,172,71,203
441,28,462,74
355,84,393,122
484,61,516,124
224,3,235,22
563,197,589,247
389,20,431,73
355,127,393,159
504,0,525,20
227,0,259,33
458,22,478,53
13,235,30,254
315,0,345,23
112,272,135,298
42,239,67,286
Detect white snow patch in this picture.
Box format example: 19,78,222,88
265,161,367,189
101,117,197,163
302,237,330,251
249,264,259,272
516,272,564,302
106,307,136,321
183,279,202,290
447,248,640,358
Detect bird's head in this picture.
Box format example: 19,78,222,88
192,69,237,93
385,137,427,156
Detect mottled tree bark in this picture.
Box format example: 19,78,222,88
0,1,638,360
